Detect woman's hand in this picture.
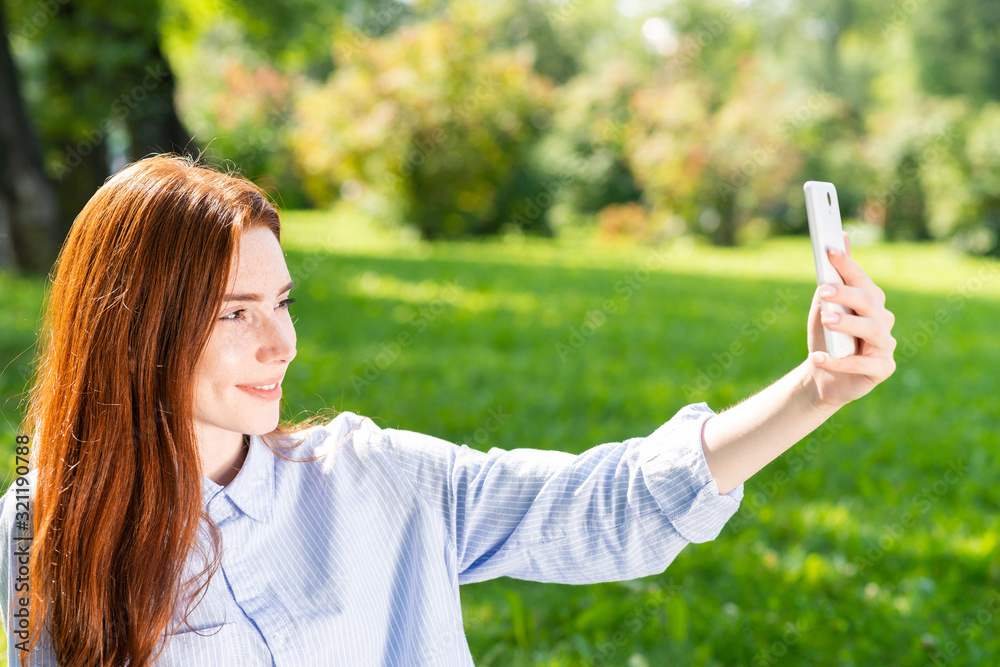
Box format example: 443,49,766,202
701,232,896,493
806,232,897,409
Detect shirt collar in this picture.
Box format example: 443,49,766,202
200,433,275,524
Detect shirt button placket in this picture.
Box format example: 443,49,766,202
265,612,296,663
237,593,298,665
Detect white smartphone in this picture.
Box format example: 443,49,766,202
803,181,857,359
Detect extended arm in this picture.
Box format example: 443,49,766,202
701,235,897,494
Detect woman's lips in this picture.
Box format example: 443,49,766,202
237,382,282,400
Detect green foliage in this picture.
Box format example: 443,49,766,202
5,212,998,665
15,0,1000,253
8,0,160,148
625,60,838,245
858,95,1000,255
290,8,555,238
911,0,1000,103
161,0,324,206
532,60,644,226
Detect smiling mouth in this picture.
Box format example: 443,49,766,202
237,381,283,400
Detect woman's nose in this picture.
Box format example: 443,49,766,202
260,316,297,363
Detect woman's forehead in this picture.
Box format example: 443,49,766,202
226,227,291,293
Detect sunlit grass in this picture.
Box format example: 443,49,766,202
1,209,998,665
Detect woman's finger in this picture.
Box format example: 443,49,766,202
843,230,851,256
827,246,880,296
815,282,887,319
819,310,895,352
812,349,896,380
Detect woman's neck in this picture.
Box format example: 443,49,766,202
199,430,250,486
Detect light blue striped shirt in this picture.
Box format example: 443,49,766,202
2,403,742,665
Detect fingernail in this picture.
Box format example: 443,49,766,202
811,351,826,364
828,246,842,257
819,285,836,297
821,311,840,324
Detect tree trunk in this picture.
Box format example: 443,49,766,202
713,194,737,247
26,0,198,236
0,4,61,274
125,41,198,160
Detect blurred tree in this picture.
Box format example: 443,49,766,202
492,0,581,83
292,10,554,238
533,60,643,224
960,102,1000,255
735,0,895,227
912,0,1000,103
860,92,999,251
484,0,651,85
890,97,1000,256
626,60,836,246
0,3,59,273
161,0,405,206
747,0,888,109
666,0,758,94
8,0,196,229
165,26,307,205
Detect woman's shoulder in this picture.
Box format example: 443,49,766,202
274,411,387,461
276,412,464,478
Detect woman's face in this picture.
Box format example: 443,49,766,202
192,225,297,449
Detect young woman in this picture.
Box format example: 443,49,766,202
0,155,896,666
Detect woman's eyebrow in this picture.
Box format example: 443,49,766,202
223,280,295,303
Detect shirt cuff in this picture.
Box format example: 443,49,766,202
641,402,743,544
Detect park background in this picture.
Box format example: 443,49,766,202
1,0,999,664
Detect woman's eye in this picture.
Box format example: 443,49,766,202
220,298,294,322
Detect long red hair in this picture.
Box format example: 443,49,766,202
21,154,297,666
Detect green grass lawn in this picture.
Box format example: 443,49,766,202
1,210,998,666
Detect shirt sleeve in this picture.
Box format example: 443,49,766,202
0,478,60,667
368,402,743,586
